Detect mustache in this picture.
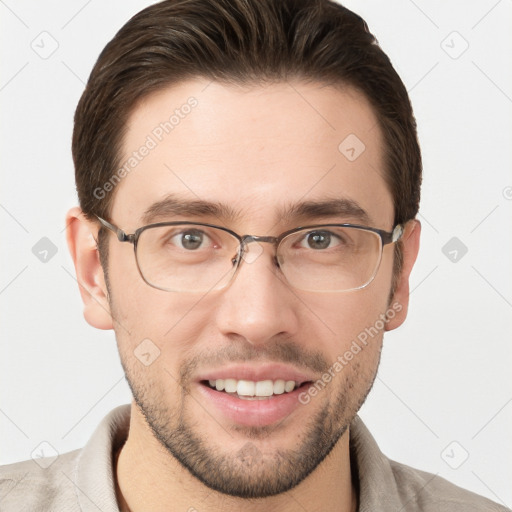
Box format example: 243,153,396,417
179,337,330,383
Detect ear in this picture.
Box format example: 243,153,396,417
385,219,421,331
66,207,113,330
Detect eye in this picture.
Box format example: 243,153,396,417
299,230,342,250
171,229,210,250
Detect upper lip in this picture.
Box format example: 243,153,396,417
197,363,317,386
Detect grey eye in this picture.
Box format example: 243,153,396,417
177,230,205,250
305,231,332,250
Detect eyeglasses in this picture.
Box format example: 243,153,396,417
96,216,403,293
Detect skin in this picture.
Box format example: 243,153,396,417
67,79,420,512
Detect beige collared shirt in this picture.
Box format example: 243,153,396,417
0,405,508,511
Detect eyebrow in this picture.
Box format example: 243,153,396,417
141,194,239,225
280,198,370,225
141,194,371,226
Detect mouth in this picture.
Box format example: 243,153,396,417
201,378,311,400
195,364,317,426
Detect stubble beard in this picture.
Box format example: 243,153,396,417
120,355,380,499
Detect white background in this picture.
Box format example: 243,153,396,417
1,0,511,507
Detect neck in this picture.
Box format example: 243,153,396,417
116,403,357,512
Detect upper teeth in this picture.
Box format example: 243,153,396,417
208,379,297,397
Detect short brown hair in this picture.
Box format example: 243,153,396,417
72,0,421,284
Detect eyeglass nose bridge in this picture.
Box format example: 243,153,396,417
234,234,281,265
241,234,280,245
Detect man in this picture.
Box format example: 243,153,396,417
0,0,508,510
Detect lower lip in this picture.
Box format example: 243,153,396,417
196,382,309,427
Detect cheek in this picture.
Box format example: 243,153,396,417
294,288,389,409
299,286,389,356
110,290,210,403
114,293,209,348
107,261,211,367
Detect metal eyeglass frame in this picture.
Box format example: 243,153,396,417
96,216,404,292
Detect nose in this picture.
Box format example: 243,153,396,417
213,243,300,346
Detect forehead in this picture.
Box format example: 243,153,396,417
111,79,393,230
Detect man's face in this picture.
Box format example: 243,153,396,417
105,80,397,497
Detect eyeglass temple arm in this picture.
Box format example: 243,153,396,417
96,216,131,242
381,224,404,245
